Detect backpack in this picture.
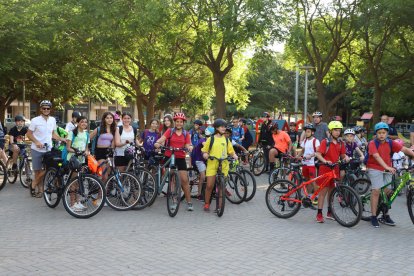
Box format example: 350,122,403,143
208,135,230,154
91,127,101,155
166,128,188,147
363,139,393,165
62,131,90,163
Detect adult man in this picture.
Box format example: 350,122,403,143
380,115,398,140
65,111,81,133
258,112,274,171
27,100,65,198
300,111,329,143
8,115,28,170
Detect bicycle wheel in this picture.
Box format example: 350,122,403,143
19,159,32,189
407,188,414,224
181,168,200,201
265,180,301,218
216,175,225,217
361,194,373,221
105,172,142,211
351,178,371,195
252,152,265,176
132,167,157,210
62,174,105,219
0,161,6,191
268,167,290,185
43,167,62,208
167,170,181,217
240,169,256,202
329,185,362,227
6,159,17,184
225,172,247,204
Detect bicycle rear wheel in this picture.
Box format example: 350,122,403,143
167,170,181,217
329,185,362,227
225,172,247,204
252,152,265,176
6,159,17,184
19,159,32,189
181,168,200,201
132,167,157,210
62,174,105,219
351,178,371,195
0,161,6,191
407,188,414,224
240,169,256,202
268,167,290,185
43,167,62,208
105,172,142,211
265,180,301,218
216,175,225,217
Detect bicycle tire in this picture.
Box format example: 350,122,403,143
43,167,62,208
252,152,265,176
240,169,256,202
6,159,17,184
351,178,371,195
0,161,6,191
329,185,362,227
216,175,225,217
167,170,181,217
407,188,414,224
105,172,142,211
225,172,247,204
132,167,157,210
19,159,32,189
265,180,301,218
181,168,200,201
361,193,373,221
62,174,105,219
268,167,290,185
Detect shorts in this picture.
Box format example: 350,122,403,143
174,158,187,171
206,159,229,177
95,147,109,161
32,149,47,171
302,165,316,179
317,165,339,188
367,169,392,190
195,161,206,173
115,156,130,167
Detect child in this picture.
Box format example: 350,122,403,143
202,119,237,211
315,121,349,223
8,115,28,169
189,120,203,167
288,122,299,156
231,118,244,146
341,128,365,177
193,126,214,200
139,118,161,160
225,126,249,164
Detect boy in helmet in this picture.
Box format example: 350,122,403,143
315,120,349,223
65,111,81,133
8,115,28,170
366,122,414,228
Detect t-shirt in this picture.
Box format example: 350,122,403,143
67,131,90,161
318,139,346,163
65,121,76,133
162,128,191,158
288,130,298,143
193,137,206,162
141,130,160,155
300,137,320,166
367,139,403,171
8,126,28,144
29,116,57,153
271,131,291,153
314,122,329,142
201,135,235,159
231,126,244,144
345,141,357,158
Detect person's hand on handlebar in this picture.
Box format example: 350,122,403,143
203,152,209,160
385,166,396,174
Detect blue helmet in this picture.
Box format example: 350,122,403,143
374,122,389,133
204,126,215,136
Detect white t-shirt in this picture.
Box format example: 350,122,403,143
65,121,76,133
392,152,405,170
29,116,57,152
300,137,320,166
115,127,135,156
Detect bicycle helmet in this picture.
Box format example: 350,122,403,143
344,128,355,135
72,111,81,118
395,139,404,147
374,122,389,133
225,125,232,133
270,123,279,131
353,126,362,133
14,115,25,122
68,156,82,171
303,123,316,131
173,112,187,121
40,100,52,108
213,118,227,129
328,120,343,131
263,112,270,118
312,111,322,117
194,119,203,126
204,126,214,136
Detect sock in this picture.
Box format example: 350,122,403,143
270,162,275,170
318,209,322,214
327,206,332,213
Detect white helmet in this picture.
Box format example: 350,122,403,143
312,111,322,117
344,128,355,135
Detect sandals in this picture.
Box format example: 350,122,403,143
35,192,43,198
30,185,36,197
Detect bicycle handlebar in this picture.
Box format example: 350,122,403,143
208,156,234,162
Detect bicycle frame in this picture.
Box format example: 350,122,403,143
378,171,412,208
153,153,177,194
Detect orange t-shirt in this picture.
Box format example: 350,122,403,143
272,131,291,153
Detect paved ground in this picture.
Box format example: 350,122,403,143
1,174,414,275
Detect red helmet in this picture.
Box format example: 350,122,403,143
173,112,187,121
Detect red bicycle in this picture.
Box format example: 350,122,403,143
265,163,362,227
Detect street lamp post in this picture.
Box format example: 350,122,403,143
299,66,314,124
294,65,299,122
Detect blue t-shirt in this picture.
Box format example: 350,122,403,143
141,130,160,155
231,126,244,144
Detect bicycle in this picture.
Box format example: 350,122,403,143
266,162,362,227
5,143,33,188
229,153,256,202
43,148,106,219
206,156,230,217
341,159,370,195
360,162,414,224
268,153,301,185
251,142,267,176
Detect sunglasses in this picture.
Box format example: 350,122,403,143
42,107,51,110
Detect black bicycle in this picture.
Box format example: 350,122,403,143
207,156,230,217
6,143,33,188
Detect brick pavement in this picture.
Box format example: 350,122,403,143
1,175,414,275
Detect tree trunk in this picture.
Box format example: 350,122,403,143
145,82,159,127
135,95,145,130
0,103,6,124
315,79,328,116
213,72,226,118
372,86,383,124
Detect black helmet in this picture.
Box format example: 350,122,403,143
270,123,279,131
225,126,232,133
15,115,25,122
72,111,81,118
68,156,82,171
303,123,316,131
213,118,227,129
194,119,203,126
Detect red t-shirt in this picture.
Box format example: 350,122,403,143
318,139,346,163
367,140,403,171
162,128,191,158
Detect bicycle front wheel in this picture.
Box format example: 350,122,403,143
225,172,247,204
62,174,105,219
216,175,225,217
106,172,142,211
132,167,157,210
252,152,265,176
0,161,6,191
43,167,62,208
268,167,290,185
19,159,32,189
407,188,414,224
329,185,362,227
6,159,17,184
265,180,301,218
167,170,181,217
351,178,371,195
240,169,256,202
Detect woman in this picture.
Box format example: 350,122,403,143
154,113,194,211
114,112,139,171
91,112,117,182
161,114,173,136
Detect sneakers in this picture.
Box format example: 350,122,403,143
72,202,87,212
204,203,210,212
316,213,324,223
312,198,318,205
379,215,396,226
371,216,380,228
187,202,194,211
326,211,335,221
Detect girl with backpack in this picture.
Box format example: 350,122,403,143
139,118,161,160
115,112,139,172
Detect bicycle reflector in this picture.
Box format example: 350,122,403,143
88,155,102,176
